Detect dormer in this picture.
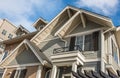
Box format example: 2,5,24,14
33,18,48,31
14,25,30,36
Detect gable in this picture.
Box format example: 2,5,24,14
68,21,104,35
8,48,40,66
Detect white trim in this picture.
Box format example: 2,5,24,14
67,22,81,36
0,41,25,66
67,6,114,27
82,67,95,73
32,18,48,27
16,67,26,70
4,63,40,68
80,12,86,28
55,11,80,37
45,69,51,78
67,9,72,18
36,66,43,78
85,58,101,62
31,6,70,41
62,73,71,78
2,68,7,78
65,27,104,38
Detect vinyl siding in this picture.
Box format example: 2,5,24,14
8,49,39,66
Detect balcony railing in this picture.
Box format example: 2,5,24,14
53,45,83,54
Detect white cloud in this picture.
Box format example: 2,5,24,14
0,0,63,32
76,0,119,15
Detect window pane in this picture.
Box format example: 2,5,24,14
112,40,118,63
76,36,83,50
19,69,27,78
2,29,7,35
10,70,16,78
84,34,93,51
2,51,8,60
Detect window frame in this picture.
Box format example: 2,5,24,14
2,29,7,35
13,67,26,78
8,33,13,39
45,69,51,78
75,33,93,51
111,39,119,64
1,51,8,61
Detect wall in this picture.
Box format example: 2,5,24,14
0,20,17,40
8,48,40,66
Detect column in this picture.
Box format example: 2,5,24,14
72,62,77,78
2,68,7,78
36,66,43,78
100,30,105,72
51,65,57,78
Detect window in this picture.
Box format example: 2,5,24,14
8,34,13,39
74,31,99,51
10,69,27,78
2,29,7,35
112,40,118,63
1,51,8,60
62,74,71,78
0,44,5,49
76,36,83,50
84,34,93,51
75,34,93,51
45,70,51,78
37,25,44,30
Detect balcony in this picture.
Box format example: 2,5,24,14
51,45,85,66
106,54,120,74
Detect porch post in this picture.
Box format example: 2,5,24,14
2,68,7,78
51,65,57,78
72,62,77,78
36,66,43,78
101,30,105,72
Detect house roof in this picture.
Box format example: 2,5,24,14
32,17,48,28
31,6,115,44
14,25,30,34
0,31,38,45
55,6,114,37
0,39,51,67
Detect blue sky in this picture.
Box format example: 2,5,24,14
0,0,120,32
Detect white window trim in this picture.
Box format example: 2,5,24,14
14,67,26,78
62,73,71,78
36,66,43,78
75,33,93,51
0,51,8,62
45,69,51,78
82,67,95,73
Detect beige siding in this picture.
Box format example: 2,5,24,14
0,20,17,40
3,68,16,78
3,66,38,78
25,66,38,78
69,21,103,35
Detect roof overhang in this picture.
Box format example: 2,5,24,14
32,18,48,28
0,39,51,67
54,6,114,38
0,31,38,45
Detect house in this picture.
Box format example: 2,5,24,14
0,17,47,78
0,19,29,41
0,6,120,78
0,19,30,53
